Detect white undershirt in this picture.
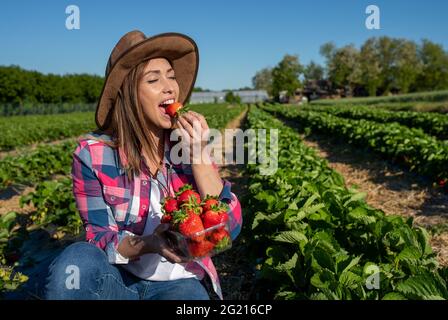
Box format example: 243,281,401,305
121,177,201,281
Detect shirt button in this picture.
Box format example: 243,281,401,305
142,205,146,210
142,181,148,186
110,196,116,201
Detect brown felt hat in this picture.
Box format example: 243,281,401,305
95,30,199,130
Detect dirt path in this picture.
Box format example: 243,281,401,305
0,173,68,216
275,114,448,266
208,107,257,300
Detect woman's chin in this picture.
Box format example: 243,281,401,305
158,117,174,129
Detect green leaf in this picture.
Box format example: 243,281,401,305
382,292,407,300
274,230,308,246
343,192,367,207
396,275,447,300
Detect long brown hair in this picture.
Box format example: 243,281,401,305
82,58,168,181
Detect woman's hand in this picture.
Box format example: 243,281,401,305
118,223,192,263
175,111,224,199
146,223,191,264
176,111,210,164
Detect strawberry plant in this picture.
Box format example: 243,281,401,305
244,106,448,300
262,105,448,184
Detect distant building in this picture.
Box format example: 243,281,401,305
190,90,268,104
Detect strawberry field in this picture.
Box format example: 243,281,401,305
1,98,448,300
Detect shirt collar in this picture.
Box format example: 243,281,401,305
117,130,173,177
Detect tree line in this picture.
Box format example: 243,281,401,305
0,65,104,105
252,37,448,100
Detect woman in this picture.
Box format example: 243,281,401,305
44,31,242,300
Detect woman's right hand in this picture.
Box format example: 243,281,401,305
146,223,191,264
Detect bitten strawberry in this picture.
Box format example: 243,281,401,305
188,240,215,257
165,102,188,118
176,184,201,206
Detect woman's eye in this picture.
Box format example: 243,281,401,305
169,76,176,80
147,79,158,83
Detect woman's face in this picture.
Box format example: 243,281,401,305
138,58,180,130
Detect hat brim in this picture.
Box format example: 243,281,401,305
95,32,199,130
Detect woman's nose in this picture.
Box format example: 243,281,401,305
161,76,175,93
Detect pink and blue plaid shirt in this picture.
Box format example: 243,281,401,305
71,131,243,300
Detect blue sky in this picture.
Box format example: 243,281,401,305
1,0,447,90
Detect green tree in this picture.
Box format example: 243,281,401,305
224,91,241,104
326,45,361,94
415,39,448,91
303,61,324,82
252,67,273,94
360,38,383,96
271,54,303,101
391,39,421,93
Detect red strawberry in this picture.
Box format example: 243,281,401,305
201,195,219,212
165,102,185,118
202,203,229,229
173,210,205,242
181,199,203,216
176,184,201,206
209,228,230,245
160,214,172,224
161,197,178,214
188,240,215,258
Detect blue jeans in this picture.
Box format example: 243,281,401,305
44,242,210,300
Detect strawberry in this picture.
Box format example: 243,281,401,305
160,214,172,224
188,240,215,258
165,102,188,118
201,195,219,212
176,184,201,206
181,199,203,216
161,196,178,214
209,228,230,245
173,210,205,242
202,203,229,229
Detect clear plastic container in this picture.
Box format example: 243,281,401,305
164,221,232,260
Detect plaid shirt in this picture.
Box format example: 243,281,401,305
71,131,242,300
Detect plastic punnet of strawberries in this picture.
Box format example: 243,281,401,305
160,184,232,260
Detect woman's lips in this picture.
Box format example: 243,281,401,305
158,105,171,119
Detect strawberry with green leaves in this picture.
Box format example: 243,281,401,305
165,102,189,118
162,196,178,214
172,209,205,242
176,184,201,206
160,196,178,224
201,195,219,212
188,240,215,258
202,203,230,229
209,229,231,251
